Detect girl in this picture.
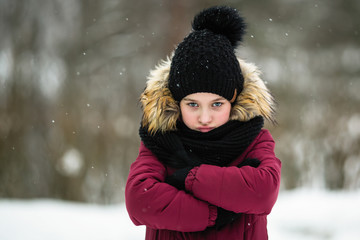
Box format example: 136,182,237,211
125,6,281,240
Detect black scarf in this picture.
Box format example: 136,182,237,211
139,116,264,169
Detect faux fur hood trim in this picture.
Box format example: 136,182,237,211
140,57,276,134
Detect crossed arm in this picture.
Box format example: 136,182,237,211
125,130,281,232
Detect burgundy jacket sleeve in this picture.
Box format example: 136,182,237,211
125,142,217,232
185,129,281,215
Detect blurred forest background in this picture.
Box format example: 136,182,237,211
0,0,359,204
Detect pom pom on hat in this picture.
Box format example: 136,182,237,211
169,6,246,102
192,6,246,47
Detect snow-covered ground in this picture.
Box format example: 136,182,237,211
268,189,360,240
1,189,359,240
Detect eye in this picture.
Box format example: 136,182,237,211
188,102,198,107
212,102,223,107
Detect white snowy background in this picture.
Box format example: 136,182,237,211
1,1,359,240
1,189,360,240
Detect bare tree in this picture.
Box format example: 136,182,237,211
1,0,359,204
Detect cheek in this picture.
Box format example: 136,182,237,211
180,106,196,128
216,113,229,125
181,110,195,126
216,107,231,125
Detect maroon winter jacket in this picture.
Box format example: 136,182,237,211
125,129,281,239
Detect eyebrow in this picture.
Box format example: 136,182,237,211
212,97,226,102
182,98,196,102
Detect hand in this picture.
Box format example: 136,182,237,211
237,158,261,168
165,166,193,190
214,207,241,230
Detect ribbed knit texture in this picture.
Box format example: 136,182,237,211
176,116,264,166
168,6,246,102
139,116,264,169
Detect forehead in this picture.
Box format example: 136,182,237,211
182,92,226,102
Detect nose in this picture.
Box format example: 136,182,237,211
199,109,212,125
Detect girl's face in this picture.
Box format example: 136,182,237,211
180,92,232,133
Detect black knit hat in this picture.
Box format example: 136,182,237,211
168,6,246,102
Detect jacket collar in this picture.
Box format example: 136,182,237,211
140,57,276,134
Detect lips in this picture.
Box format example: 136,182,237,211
197,127,214,133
